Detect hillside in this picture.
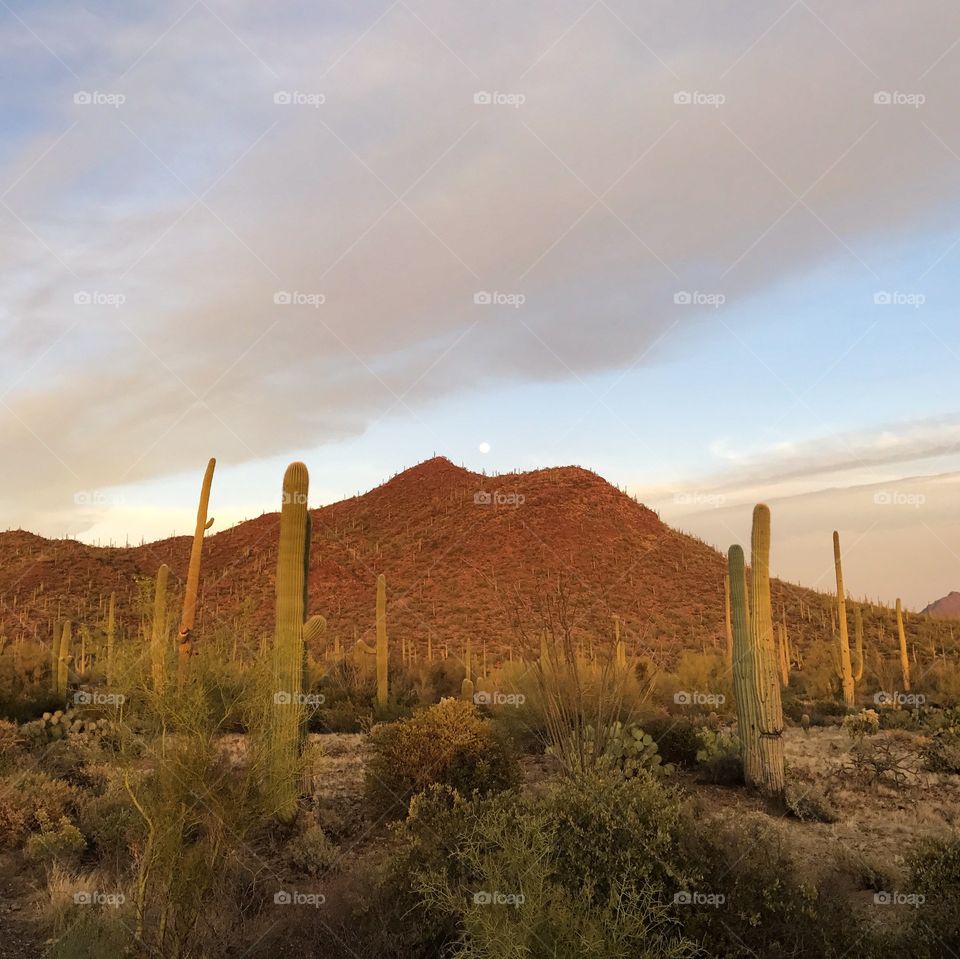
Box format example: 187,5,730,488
922,591,960,620
0,457,946,665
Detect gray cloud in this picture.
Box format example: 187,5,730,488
3,0,960,529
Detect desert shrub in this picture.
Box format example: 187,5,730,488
654,652,733,718
641,715,704,768
902,835,960,956
547,721,670,779
922,726,960,774
844,708,881,740
877,706,922,731
783,770,839,823
0,719,21,772
285,821,338,878
695,728,743,786
25,814,86,867
850,732,921,787
0,770,80,844
680,811,872,957
365,698,519,818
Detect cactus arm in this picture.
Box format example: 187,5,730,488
833,532,855,706
303,615,327,646
852,605,865,683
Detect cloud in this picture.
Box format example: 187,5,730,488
3,0,960,531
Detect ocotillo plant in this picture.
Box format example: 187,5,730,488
896,598,911,692
177,457,215,687
151,565,169,693
833,532,855,707
729,505,785,799
375,573,389,708
57,621,72,699
268,462,326,823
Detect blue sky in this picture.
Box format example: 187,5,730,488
2,0,960,608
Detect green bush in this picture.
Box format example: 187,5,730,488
25,814,86,867
903,835,960,956
365,698,519,818
922,726,960,774
640,716,704,768
695,728,743,786
784,770,839,823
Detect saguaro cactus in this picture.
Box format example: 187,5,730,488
375,573,389,708
50,620,63,694
106,592,116,685
268,462,326,823
852,605,865,683
151,565,169,693
833,532,855,707
57,621,72,699
724,574,733,668
729,505,785,798
461,635,474,702
177,457,215,687
896,598,911,692
614,615,626,668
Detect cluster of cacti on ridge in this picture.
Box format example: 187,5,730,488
728,504,785,798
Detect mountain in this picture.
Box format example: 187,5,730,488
0,457,924,664
922,591,960,620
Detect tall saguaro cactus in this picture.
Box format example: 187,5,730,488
177,457,216,687
896,598,911,692
375,573,389,708
724,574,734,668
51,620,63,694
268,462,326,823
462,635,474,702
852,605,865,683
151,565,169,693
106,592,116,686
832,532,855,706
729,505,785,799
57,621,72,699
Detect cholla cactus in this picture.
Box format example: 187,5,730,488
833,532,855,707
728,505,785,799
268,462,326,823
177,457,215,687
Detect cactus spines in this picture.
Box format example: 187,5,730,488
729,504,785,798
177,457,215,687
833,532,855,707
375,573,389,708
852,605,865,683
896,598,911,692
269,462,322,823
57,621,71,699
724,573,733,668
150,565,169,693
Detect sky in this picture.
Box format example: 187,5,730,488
2,0,960,609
